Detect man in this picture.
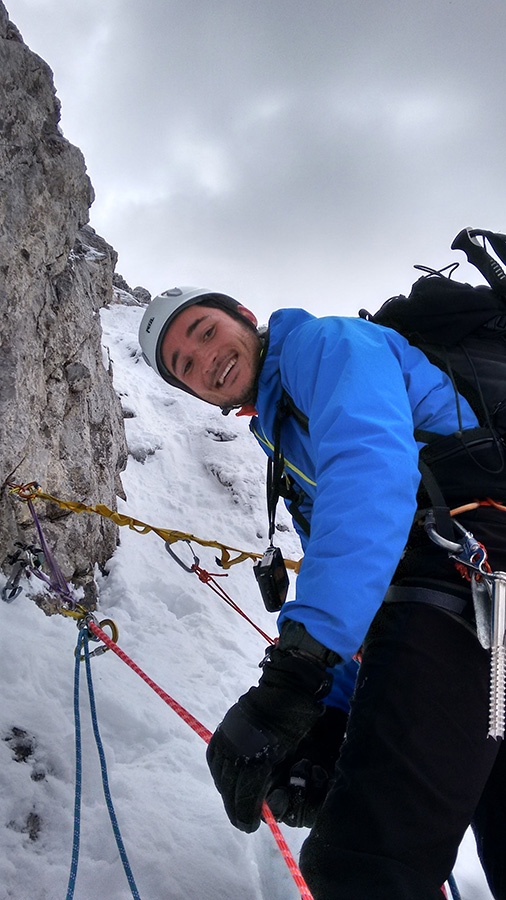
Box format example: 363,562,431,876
139,287,506,900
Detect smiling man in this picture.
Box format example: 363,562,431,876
138,286,506,900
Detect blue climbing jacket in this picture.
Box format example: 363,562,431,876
250,308,478,668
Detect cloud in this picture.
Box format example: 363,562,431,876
9,0,506,318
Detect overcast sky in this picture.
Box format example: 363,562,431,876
8,0,506,320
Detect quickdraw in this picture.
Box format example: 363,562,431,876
166,540,275,644
1,542,44,602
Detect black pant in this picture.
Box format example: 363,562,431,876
300,601,505,900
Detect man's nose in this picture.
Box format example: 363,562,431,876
201,346,217,374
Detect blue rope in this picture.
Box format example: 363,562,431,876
82,631,142,900
66,629,141,899
65,630,84,900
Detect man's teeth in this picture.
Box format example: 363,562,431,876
218,358,236,386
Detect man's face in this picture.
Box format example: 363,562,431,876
161,304,262,407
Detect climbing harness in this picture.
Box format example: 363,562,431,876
2,503,466,900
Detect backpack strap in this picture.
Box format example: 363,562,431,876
268,393,311,538
281,391,309,431
417,457,455,541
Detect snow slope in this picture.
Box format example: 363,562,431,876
0,301,493,900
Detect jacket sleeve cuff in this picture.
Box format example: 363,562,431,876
278,619,343,668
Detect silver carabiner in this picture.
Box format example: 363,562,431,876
165,539,199,573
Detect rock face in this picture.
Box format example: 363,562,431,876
0,3,128,604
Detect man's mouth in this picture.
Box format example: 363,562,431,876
217,356,237,387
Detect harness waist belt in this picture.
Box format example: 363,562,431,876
384,585,469,616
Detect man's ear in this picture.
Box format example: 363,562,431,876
237,305,258,327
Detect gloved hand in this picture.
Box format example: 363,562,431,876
206,644,332,833
266,704,348,828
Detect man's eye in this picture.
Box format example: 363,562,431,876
183,360,192,376
203,326,215,340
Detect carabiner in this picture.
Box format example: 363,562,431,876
451,520,491,576
7,481,41,501
76,614,119,660
165,539,199,573
1,543,44,603
1,565,24,602
424,521,462,554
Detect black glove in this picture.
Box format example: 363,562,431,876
206,644,332,833
266,704,348,828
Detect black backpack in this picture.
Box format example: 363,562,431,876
358,228,506,510
273,228,506,539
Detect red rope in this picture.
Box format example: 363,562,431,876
88,621,313,900
191,564,275,645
